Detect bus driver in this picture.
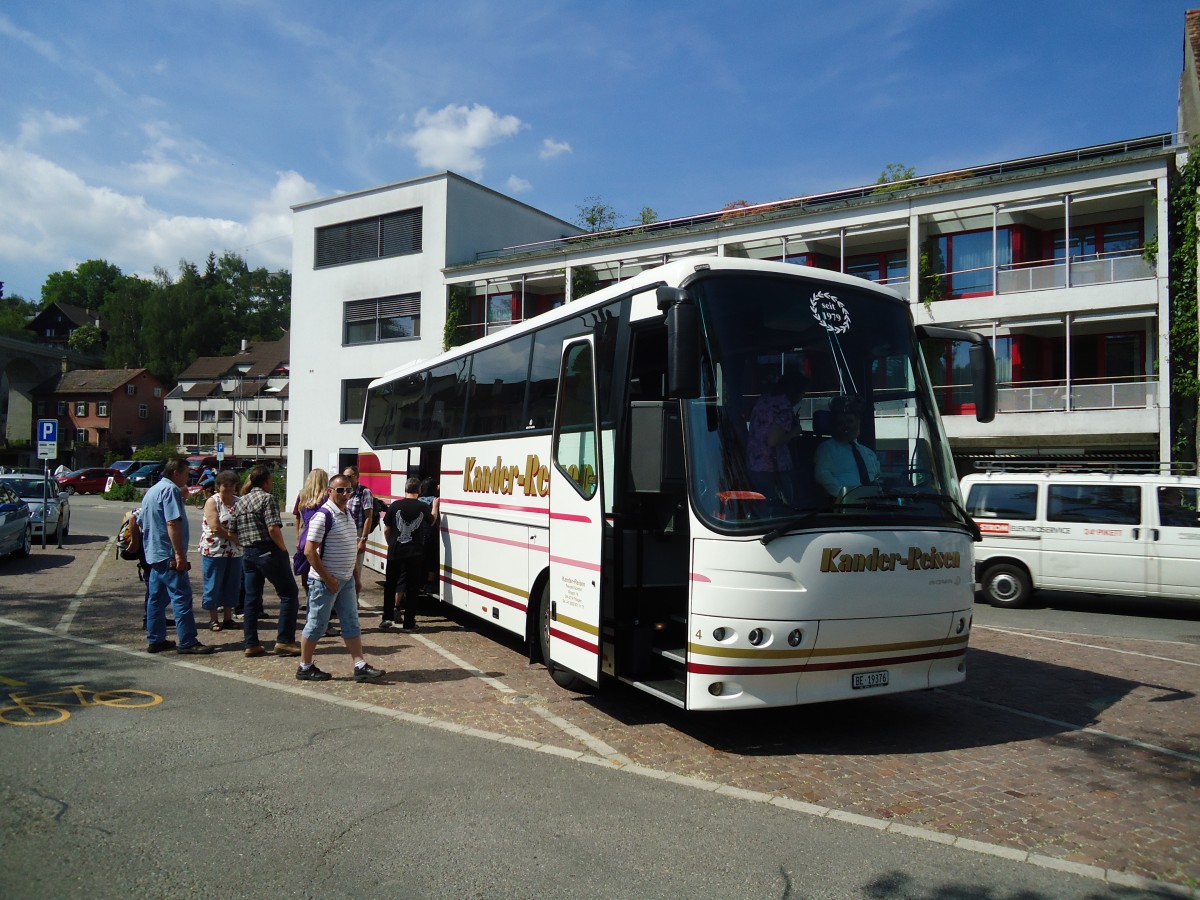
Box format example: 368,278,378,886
814,396,880,499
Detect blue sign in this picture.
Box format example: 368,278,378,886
217,441,225,454
37,419,58,443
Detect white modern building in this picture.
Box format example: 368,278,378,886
164,334,290,460
287,173,582,493
288,135,1178,503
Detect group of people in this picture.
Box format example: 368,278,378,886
140,460,434,683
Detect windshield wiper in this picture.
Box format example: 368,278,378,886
760,509,824,545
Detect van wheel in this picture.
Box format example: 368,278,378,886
538,582,584,690
981,563,1032,608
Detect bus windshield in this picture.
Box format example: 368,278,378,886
681,271,964,534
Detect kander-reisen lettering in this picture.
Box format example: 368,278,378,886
819,546,962,573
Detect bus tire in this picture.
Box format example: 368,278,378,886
981,562,1032,608
538,582,584,691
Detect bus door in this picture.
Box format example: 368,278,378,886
548,337,605,685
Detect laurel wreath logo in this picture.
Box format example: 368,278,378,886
809,290,851,334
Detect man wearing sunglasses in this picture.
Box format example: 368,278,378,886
296,474,385,682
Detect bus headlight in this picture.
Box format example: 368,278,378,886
787,629,804,647
748,628,765,647
712,627,728,642
708,682,725,696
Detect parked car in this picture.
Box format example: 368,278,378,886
0,482,32,558
109,460,141,475
127,463,165,488
56,467,127,495
1,475,70,541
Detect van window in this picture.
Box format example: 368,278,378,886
966,483,1037,520
1047,484,1140,525
1158,486,1200,528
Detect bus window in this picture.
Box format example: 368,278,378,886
554,342,598,499
464,335,531,437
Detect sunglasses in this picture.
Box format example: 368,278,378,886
331,486,353,494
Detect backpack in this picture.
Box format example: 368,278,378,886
292,507,332,578
116,508,142,561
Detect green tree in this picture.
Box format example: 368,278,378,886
635,206,658,226
575,196,620,232
1169,148,1200,462
68,322,102,353
874,163,917,195
0,291,36,339
100,275,155,369
40,259,123,311
444,284,470,350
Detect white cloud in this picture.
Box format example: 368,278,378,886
17,110,85,147
505,175,532,194
539,138,571,160
0,141,314,289
400,103,525,179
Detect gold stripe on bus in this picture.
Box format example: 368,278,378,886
688,635,968,661
442,565,526,600
554,611,599,637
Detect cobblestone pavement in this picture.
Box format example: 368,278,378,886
4,529,1198,894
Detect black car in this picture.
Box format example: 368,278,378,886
128,463,165,488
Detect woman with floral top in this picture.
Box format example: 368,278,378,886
199,470,242,630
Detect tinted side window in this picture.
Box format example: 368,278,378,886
463,335,532,437
1047,484,1141,525
1157,486,1200,528
424,361,469,441
364,373,424,448
966,483,1037,520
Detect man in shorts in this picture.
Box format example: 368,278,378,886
297,474,385,683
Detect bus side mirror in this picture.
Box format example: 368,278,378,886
657,286,700,400
916,325,997,424
969,342,997,423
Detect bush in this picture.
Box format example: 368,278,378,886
103,481,142,503
134,443,181,463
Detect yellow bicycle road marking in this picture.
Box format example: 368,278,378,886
0,683,163,727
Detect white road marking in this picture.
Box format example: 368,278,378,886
54,536,116,635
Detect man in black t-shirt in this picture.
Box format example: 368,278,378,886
380,477,435,632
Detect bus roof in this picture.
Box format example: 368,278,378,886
369,255,904,389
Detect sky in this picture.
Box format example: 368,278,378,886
0,0,1195,301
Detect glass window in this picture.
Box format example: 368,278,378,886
553,341,598,500
138,404,148,419
75,429,87,443
75,401,87,416
424,361,469,441
97,402,109,417
344,294,421,345
341,378,371,423
1047,484,1140,525
316,208,422,267
126,385,137,396
934,229,1012,297
463,336,532,437
967,483,1037,520
1158,486,1199,528
57,401,67,415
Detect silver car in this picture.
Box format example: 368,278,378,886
1,475,71,541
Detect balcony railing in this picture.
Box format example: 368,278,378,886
997,251,1154,295
995,377,1157,413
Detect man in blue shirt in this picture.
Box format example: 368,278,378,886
141,458,212,654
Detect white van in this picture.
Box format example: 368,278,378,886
960,467,1200,607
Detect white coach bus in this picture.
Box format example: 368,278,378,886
359,257,995,710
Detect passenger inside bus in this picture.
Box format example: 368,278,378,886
813,396,881,499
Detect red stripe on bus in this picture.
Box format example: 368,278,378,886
549,554,602,573
442,575,528,613
441,497,552,516
549,627,598,655
689,573,712,582
441,526,536,551
442,470,464,476
687,648,966,676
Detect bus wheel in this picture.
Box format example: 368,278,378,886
538,583,584,690
981,563,1031,608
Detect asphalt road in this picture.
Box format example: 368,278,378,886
0,626,1143,900
1,494,1195,898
